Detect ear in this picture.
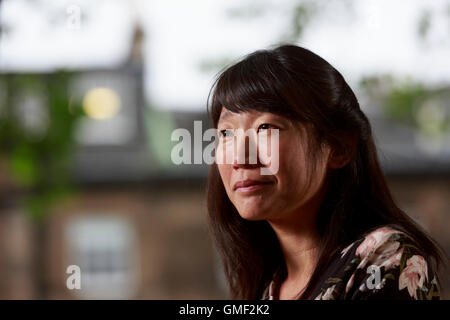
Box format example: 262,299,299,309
327,130,359,169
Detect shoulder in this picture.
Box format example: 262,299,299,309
315,224,440,300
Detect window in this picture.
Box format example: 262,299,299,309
66,215,139,299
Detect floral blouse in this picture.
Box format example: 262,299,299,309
261,224,441,300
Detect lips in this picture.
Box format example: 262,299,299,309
233,179,274,191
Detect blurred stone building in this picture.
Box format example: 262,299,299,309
0,23,226,299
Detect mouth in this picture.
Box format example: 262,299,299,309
233,179,274,193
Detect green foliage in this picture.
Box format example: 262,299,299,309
288,2,316,42
359,75,450,136
417,10,432,40
0,71,84,223
384,82,427,125
9,143,39,187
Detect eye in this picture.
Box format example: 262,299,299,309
219,129,233,138
257,123,276,132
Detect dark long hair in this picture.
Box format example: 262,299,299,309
206,44,445,299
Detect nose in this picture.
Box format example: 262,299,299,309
232,131,262,169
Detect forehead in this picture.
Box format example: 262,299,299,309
218,108,236,121
218,107,275,122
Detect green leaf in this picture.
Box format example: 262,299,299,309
325,277,342,284
9,145,38,187
384,273,396,280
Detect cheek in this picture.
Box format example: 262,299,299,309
276,140,310,191
257,133,272,165
279,144,329,202
216,139,236,165
217,164,232,191
216,142,232,189
279,139,305,172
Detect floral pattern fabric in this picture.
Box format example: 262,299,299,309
261,224,440,300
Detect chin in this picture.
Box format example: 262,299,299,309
236,207,270,221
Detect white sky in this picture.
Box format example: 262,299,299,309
1,0,449,111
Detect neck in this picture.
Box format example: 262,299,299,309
267,211,320,280
266,179,326,281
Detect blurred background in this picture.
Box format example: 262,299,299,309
0,0,449,299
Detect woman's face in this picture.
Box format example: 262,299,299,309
216,107,331,222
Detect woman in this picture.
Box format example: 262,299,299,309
206,44,445,300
